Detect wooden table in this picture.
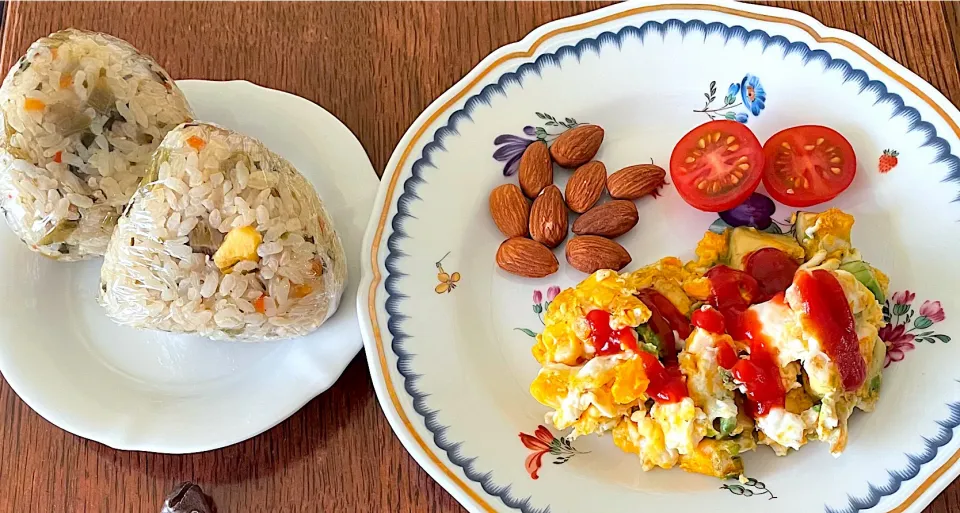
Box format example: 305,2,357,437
0,2,958,511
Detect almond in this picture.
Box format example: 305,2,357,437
549,124,604,168
496,237,559,278
529,185,568,248
565,161,606,213
489,183,529,238
518,140,553,198
607,164,666,200
572,200,638,238
565,235,631,274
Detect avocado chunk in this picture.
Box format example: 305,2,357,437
839,260,886,304
727,227,805,270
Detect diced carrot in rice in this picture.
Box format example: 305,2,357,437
23,98,45,111
186,136,205,151
59,73,73,89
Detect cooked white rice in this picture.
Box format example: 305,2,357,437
99,122,347,341
0,29,193,260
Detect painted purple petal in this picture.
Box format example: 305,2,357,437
719,193,775,229
493,143,529,162
494,134,535,146
523,126,536,136
504,153,523,176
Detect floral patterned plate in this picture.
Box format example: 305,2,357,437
358,1,960,511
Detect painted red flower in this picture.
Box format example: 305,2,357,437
919,300,945,323
519,425,555,480
532,289,543,304
892,290,915,306
879,323,916,367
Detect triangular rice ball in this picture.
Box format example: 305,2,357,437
100,122,346,341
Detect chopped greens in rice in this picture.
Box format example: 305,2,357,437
0,29,193,260
99,122,347,341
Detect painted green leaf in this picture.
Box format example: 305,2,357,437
514,328,538,337
709,217,733,234
933,334,952,343
914,316,934,330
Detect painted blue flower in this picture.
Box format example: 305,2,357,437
493,133,536,176
724,112,750,124
724,83,740,105
740,74,766,116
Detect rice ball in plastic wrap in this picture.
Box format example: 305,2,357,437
0,29,193,260
99,122,347,341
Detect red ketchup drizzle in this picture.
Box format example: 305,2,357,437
733,309,787,416
794,269,866,391
637,350,689,403
586,309,638,356
703,265,759,340
715,340,739,369
743,248,800,302
704,249,801,418
692,305,726,334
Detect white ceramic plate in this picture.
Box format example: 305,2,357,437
359,1,960,512
0,80,377,453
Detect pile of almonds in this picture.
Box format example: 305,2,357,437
489,124,665,278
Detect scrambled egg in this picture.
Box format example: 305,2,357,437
213,225,262,271
529,208,889,477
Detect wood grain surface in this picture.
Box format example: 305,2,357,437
0,2,958,512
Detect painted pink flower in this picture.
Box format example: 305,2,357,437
546,286,560,302
892,290,915,306
880,323,916,367
919,300,945,322
519,425,555,480
532,289,543,304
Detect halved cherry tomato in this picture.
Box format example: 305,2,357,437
761,125,856,207
669,120,764,212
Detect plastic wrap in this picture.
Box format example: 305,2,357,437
0,29,193,260
99,122,347,341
